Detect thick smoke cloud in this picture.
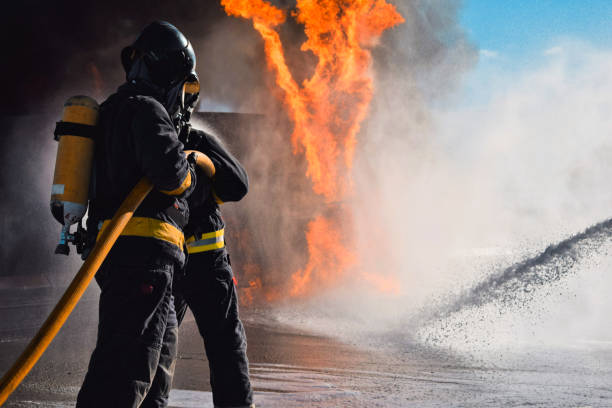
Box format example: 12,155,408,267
413,42,612,351
292,38,612,351
247,0,480,325
267,6,612,354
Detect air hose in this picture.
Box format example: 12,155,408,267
0,151,214,406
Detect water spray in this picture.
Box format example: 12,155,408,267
420,217,612,325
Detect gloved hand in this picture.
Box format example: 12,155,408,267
186,162,212,208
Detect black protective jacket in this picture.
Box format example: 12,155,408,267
182,127,248,239
89,82,196,264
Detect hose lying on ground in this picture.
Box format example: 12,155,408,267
0,150,214,406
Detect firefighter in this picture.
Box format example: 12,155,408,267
76,21,205,408
171,74,254,408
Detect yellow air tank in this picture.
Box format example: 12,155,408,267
51,96,99,255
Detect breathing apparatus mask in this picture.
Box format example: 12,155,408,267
175,72,200,143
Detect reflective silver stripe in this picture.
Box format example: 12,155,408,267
186,229,225,254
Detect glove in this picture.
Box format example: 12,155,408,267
187,165,213,209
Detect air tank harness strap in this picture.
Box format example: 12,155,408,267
53,121,100,141
185,228,225,254
97,217,185,249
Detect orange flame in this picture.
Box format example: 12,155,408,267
222,0,403,201
290,216,357,296
222,0,404,297
239,263,263,305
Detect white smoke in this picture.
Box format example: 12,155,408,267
413,41,612,351
186,1,612,354
281,36,612,352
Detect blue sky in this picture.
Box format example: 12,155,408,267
460,0,612,59
455,1,612,104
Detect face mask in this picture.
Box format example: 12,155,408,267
127,58,155,86
128,58,187,122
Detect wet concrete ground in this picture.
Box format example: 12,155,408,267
1,286,611,407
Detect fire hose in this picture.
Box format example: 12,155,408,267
0,151,215,406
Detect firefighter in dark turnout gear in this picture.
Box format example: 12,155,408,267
170,75,254,408
77,21,205,408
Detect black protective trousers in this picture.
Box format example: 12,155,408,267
174,247,253,408
76,251,179,408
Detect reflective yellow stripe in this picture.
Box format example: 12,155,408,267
98,217,185,248
185,228,224,243
186,228,225,254
160,171,192,196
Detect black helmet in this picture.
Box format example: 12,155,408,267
121,21,196,89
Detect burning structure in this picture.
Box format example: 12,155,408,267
219,0,405,302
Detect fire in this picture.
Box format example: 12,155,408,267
222,0,403,201
238,263,264,305
290,216,357,296
242,277,262,305
222,0,404,297
237,262,283,305
360,272,401,295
